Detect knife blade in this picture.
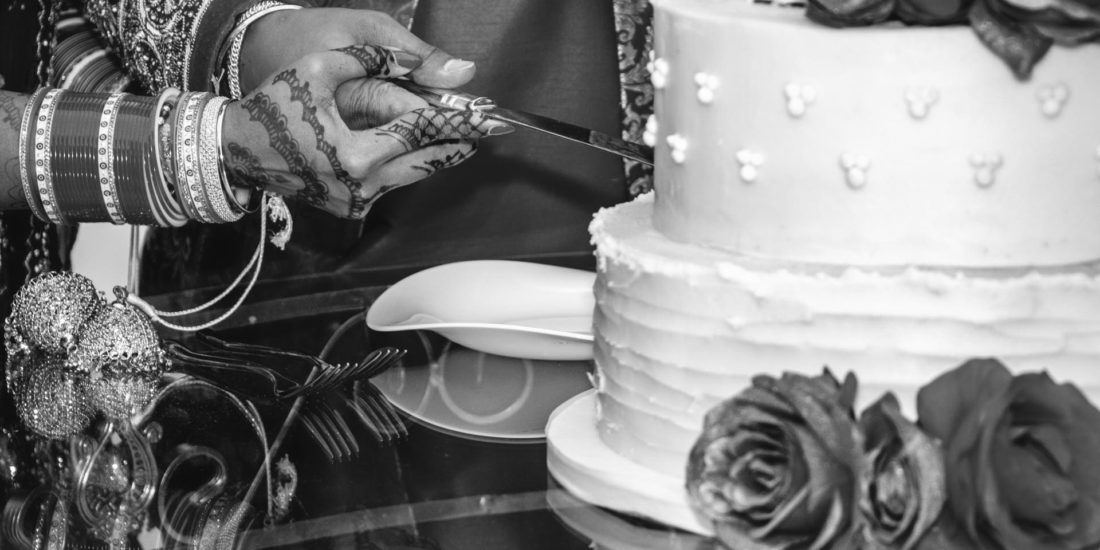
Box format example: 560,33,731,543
396,81,654,166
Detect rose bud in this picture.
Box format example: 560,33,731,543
897,0,974,25
917,358,1100,550
685,369,862,549
808,0,896,26
858,393,946,550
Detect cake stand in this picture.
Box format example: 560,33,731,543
545,390,714,536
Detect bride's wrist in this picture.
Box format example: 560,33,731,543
231,4,305,97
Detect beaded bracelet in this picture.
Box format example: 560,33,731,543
19,88,50,221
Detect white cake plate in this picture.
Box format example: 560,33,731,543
545,390,713,536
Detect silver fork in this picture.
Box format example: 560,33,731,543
283,347,405,400
300,400,359,461
349,380,408,444
294,354,408,461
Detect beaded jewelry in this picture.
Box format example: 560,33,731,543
97,93,126,223
33,88,65,224
19,88,50,221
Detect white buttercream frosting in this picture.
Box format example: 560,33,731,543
589,196,1100,476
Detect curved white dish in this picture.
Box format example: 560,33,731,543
367,260,596,361
373,340,593,442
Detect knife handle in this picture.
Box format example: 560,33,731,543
395,80,497,111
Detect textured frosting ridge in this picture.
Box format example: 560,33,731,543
591,196,1100,476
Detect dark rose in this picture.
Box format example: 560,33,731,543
807,0,895,27
917,358,1100,550
896,0,973,25
970,0,1055,78
969,0,1099,78
685,370,862,549
858,393,947,550
995,0,1100,43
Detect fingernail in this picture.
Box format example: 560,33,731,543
442,58,475,74
487,123,515,136
391,50,423,71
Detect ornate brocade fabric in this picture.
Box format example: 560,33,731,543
613,0,655,196
82,0,209,91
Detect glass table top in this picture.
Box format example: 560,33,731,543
0,286,708,550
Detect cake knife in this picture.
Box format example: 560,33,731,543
397,81,654,166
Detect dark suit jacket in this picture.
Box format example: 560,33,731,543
140,0,653,312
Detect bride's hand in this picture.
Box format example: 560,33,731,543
238,7,474,128
221,44,511,220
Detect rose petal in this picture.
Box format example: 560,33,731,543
989,419,1079,541
861,393,946,550
1033,20,1100,44
749,484,812,539
728,452,790,514
897,0,973,25
968,0,1054,79
809,493,850,550
919,360,1015,544
778,373,861,469
807,0,896,27
1010,424,1072,475
918,359,1012,442
1043,0,1100,23
1007,373,1100,547
1003,0,1059,10
789,424,852,532
734,383,800,418
715,519,809,550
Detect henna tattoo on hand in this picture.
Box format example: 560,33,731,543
239,90,331,208
411,141,478,176
334,45,397,78
224,142,291,191
375,109,485,153
271,69,370,218
0,92,26,132
2,158,28,208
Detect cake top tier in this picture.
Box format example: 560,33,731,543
649,0,1100,268
653,0,1100,80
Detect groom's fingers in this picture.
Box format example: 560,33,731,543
336,79,428,130
296,44,423,92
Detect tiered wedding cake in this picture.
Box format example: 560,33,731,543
547,0,1100,536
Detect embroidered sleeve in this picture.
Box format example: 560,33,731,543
82,0,306,92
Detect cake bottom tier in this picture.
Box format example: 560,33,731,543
589,193,1100,479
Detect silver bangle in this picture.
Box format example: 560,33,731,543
223,2,303,98
174,92,214,222
19,88,49,222
198,96,241,223
150,88,188,227
97,93,126,224
33,89,65,225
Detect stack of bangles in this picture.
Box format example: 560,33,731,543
18,87,257,227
